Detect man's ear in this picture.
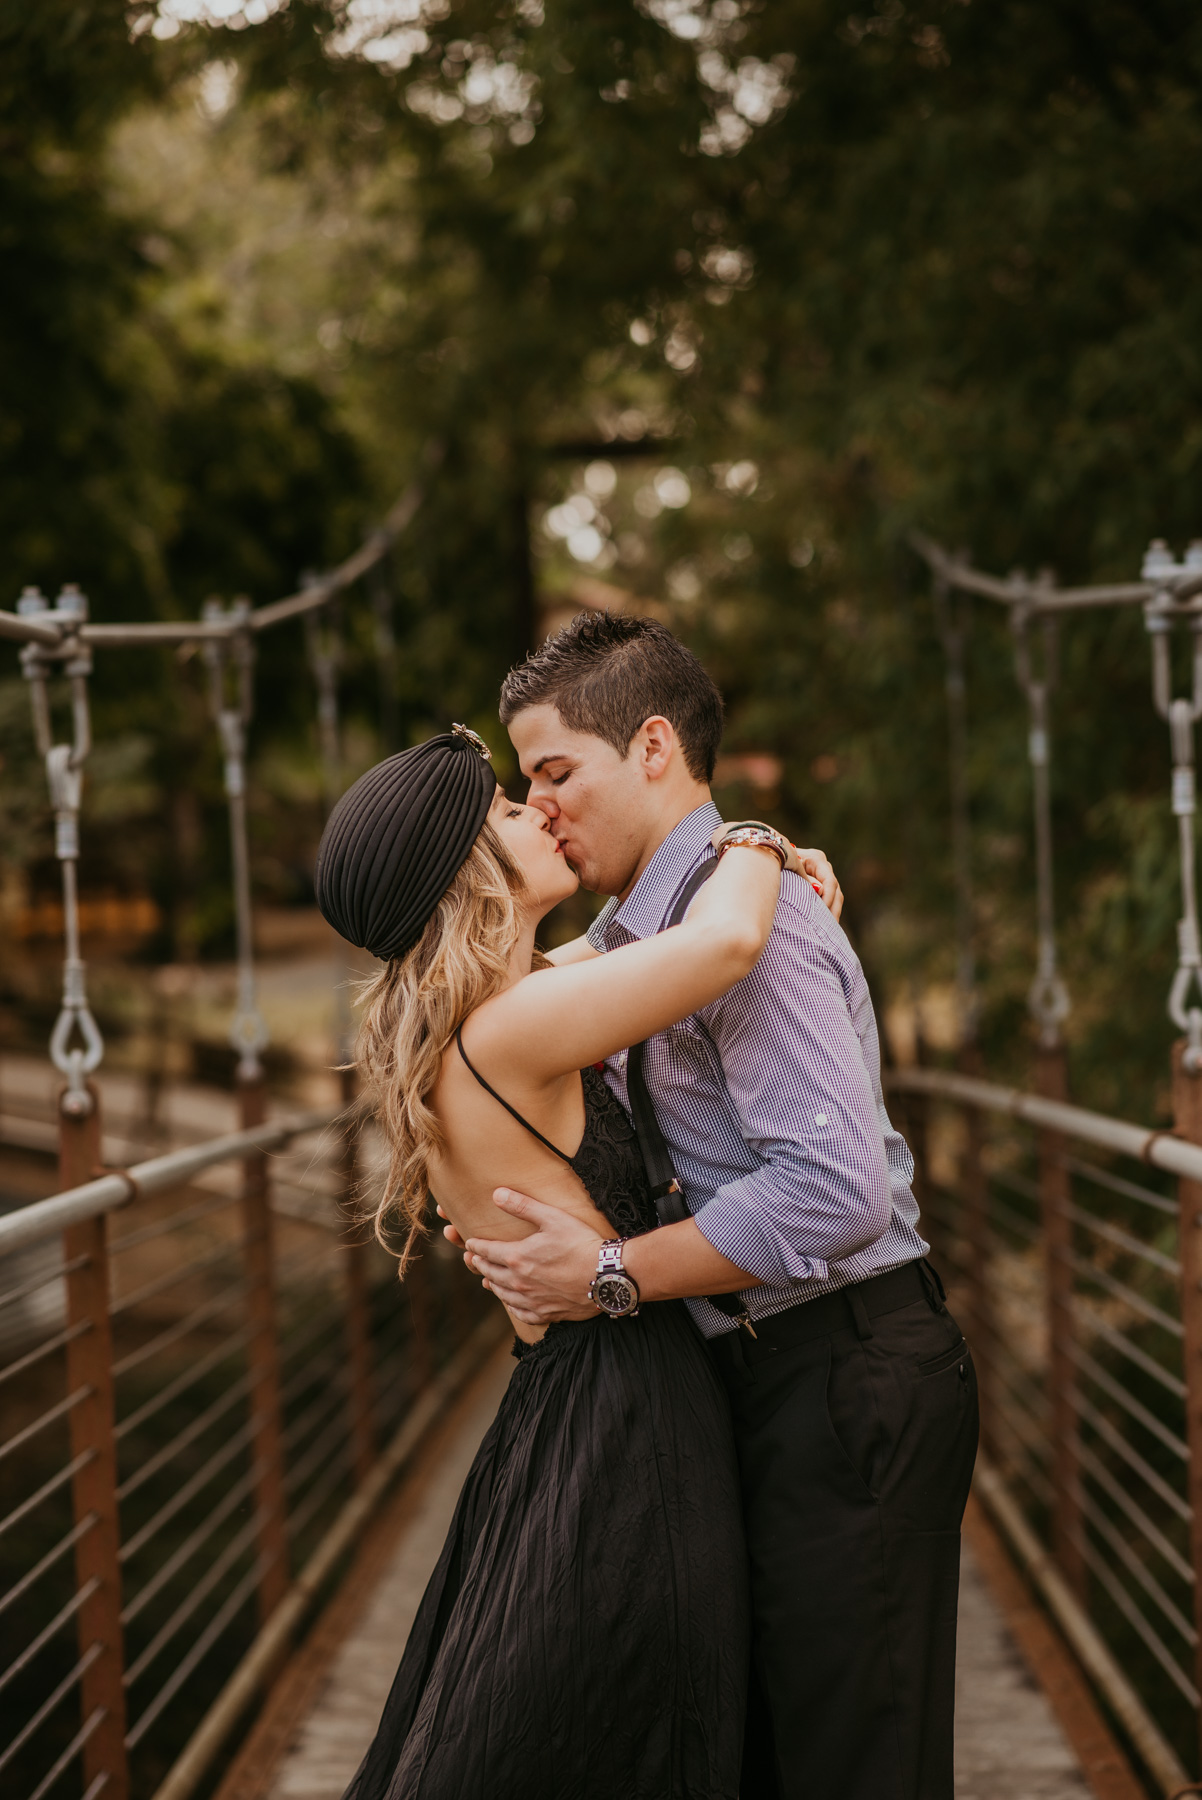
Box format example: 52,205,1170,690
636,716,677,779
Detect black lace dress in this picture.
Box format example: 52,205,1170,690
341,1068,748,1800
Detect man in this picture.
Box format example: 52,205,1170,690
458,612,979,1800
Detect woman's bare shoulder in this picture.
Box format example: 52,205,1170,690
451,971,560,1073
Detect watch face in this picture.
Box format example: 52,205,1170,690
594,1274,636,1316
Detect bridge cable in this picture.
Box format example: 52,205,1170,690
1143,543,1202,1070
303,582,354,1067
202,600,269,1083
1012,587,1070,1049
16,585,105,1115
934,564,979,1051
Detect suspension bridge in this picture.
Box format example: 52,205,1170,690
2,499,1202,1800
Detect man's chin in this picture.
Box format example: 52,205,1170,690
564,854,605,895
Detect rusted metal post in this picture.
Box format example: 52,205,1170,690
962,1093,996,1459
907,1087,934,1259
1036,1045,1086,1595
908,1089,930,1214
448,1242,474,1347
344,1238,375,1484
238,1074,289,1624
1171,1039,1202,1758
339,1067,374,1484
906,1025,937,1265
407,1251,434,1393
60,1087,129,1800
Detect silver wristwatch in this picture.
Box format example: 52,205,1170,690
587,1239,640,1319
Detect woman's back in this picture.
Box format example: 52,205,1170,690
428,1028,652,1289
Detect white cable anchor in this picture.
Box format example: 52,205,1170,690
1144,539,1202,1069
18,584,105,1115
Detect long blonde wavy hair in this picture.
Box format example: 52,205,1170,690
356,819,534,1271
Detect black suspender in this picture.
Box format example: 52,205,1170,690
624,859,757,1334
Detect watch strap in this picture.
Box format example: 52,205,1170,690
590,1238,639,1316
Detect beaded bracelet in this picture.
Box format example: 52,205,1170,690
715,824,790,869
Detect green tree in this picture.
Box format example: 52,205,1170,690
0,4,368,971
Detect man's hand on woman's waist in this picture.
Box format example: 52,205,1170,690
451,1193,760,1326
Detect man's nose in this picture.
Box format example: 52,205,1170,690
527,786,559,820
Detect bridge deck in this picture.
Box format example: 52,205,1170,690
215,1345,1140,1800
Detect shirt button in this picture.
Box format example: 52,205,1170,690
814,1113,828,1127
617,1049,628,1071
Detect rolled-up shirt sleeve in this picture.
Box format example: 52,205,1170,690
690,890,894,1285
586,899,619,952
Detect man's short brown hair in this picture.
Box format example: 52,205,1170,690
499,612,724,781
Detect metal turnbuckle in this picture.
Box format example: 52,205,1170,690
50,952,105,1117
1143,540,1202,1069
1027,965,1071,1047
18,584,105,1114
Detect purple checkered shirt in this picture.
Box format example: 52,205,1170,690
586,803,928,1337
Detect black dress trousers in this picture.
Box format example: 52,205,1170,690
708,1273,979,1800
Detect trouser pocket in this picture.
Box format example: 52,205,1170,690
917,1335,970,1378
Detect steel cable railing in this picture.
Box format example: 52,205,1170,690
0,454,453,1800
890,1063,1201,1792
118,1422,258,1569
0,1099,500,1800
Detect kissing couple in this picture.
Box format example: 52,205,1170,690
314,611,979,1800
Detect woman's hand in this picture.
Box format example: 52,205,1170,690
710,820,802,875
711,824,843,920
796,846,843,919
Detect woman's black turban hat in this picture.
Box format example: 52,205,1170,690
314,725,497,962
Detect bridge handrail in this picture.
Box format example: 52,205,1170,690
888,1062,1195,1792
886,1065,1200,1179
0,1106,340,1256
0,1079,499,1800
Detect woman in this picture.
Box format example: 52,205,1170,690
314,725,799,1800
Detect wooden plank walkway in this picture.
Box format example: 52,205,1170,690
216,1343,1142,1800
264,1350,514,1800
956,1541,1093,1799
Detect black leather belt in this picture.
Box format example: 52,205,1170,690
705,1259,942,1366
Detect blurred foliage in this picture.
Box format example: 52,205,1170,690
2,0,1202,1120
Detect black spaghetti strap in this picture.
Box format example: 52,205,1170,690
454,1027,574,1163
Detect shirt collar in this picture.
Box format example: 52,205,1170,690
602,802,723,944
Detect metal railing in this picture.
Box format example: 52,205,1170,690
890,1057,1202,1794
0,1080,498,1800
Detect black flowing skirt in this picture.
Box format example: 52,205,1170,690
342,1301,749,1800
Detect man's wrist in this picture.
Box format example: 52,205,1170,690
621,1219,760,1305
620,1233,668,1303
